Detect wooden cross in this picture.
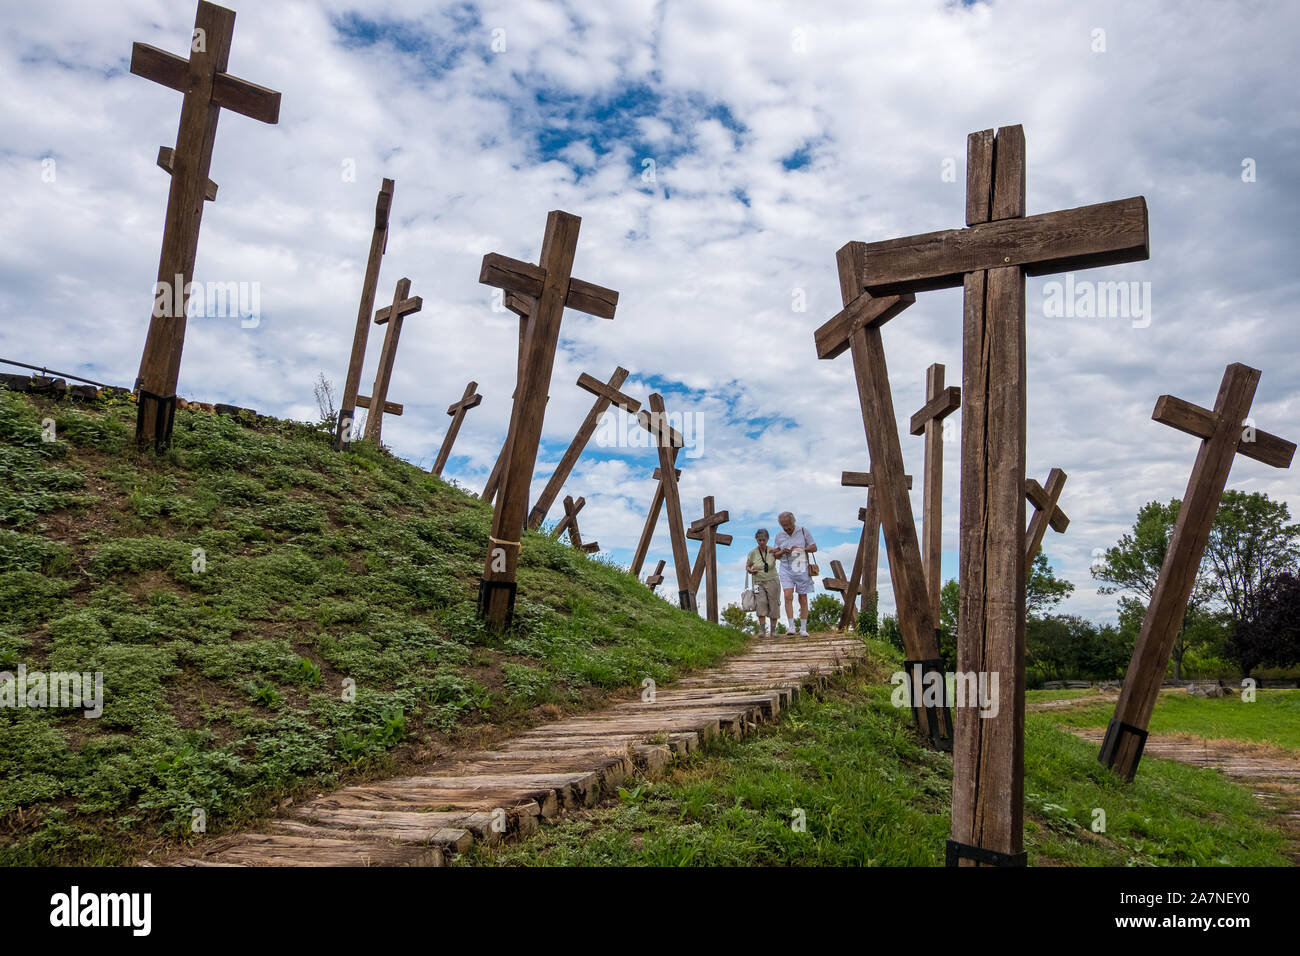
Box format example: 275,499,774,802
838,471,911,631
550,495,599,553
644,559,666,590
630,461,680,578
1024,468,1069,566
843,124,1149,867
355,395,402,416
821,560,857,620
476,211,619,628
527,367,641,530
337,178,395,450
361,278,423,444
688,527,734,593
1101,363,1294,781
643,394,695,611
431,381,483,476
816,282,949,746
686,497,730,623
130,0,281,449
910,364,961,622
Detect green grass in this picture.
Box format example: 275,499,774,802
1026,688,1098,703
0,389,746,865
1049,689,1300,752
462,644,1291,867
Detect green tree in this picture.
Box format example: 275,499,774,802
854,589,879,637
807,593,842,633
1027,552,1074,615
1204,491,1300,624
1226,571,1300,676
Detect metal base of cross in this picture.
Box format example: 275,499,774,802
1098,717,1149,781
135,387,177,452
477,578,518,628
945,840,1027,867
904,654,954,752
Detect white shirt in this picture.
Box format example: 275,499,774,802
773,526,816,566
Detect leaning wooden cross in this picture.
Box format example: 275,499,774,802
688,526,733,596
844,124,1149,866
910,364,961,622
644,559,666,590
687,497,730,623
835,471,912,631
1024,468,1068,566
527,367,640,529
1100,363,1294,781
430,381,482,476
550,495,600,553
130,0,281,449
337,178,395,449
644,395,695,611
476,211,618,628
362,278,424,444
816,267,946,745
630,461,680,578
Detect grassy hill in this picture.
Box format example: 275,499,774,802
0,387,745,865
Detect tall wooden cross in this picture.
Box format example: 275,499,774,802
644,394,694,611
1100,363,1294,781
686,497,730,623
130,0,281,449
910,364,961,622
843,124,1149,866
476,211,618,628
528,367,640,529
688,526,733,595
361,278,423,444
630,461,680,578
644,559,666,590
337,178,395,450
551,495,599,553
1024,468,1069,566
821,560,858,625
837,471,911,630
431,381,482,476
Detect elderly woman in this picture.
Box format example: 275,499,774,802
745,528,782,636
771,511,817,635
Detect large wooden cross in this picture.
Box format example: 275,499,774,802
1100,363,1294,781
1024,468,1069,566
130,0,281,449
910,363,961,622
527,367,640,530
476,211,619,628
686,497,730,623
836,471,912,631
431,381,482,476
688,526,733,594
644,394,695,611
362,278,423,444
337,178,395,449
550,495,599,553
844,124,1149,866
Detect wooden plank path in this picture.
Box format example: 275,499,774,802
163,633,863,867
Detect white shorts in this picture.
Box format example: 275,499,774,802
779,562,814,594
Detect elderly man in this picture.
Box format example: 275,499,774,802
771,511,817,635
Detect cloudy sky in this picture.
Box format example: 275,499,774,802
3,0,1297,624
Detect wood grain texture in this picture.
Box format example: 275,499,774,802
953,124,1027,865
914,364,959,623
1023,468,1069,566
432,381,481,476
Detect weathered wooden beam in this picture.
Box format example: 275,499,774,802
912,364,961,624
431,380,482,477
1153,394,1295,469
648,393,694,612
1024,468,1069,566
354,394,402,416
337,178,394,450
844,196,1150,297
363,277,422,444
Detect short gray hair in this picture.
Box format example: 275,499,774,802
755,528,769,539
778,511,794,521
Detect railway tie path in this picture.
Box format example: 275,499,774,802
161,633,865,867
